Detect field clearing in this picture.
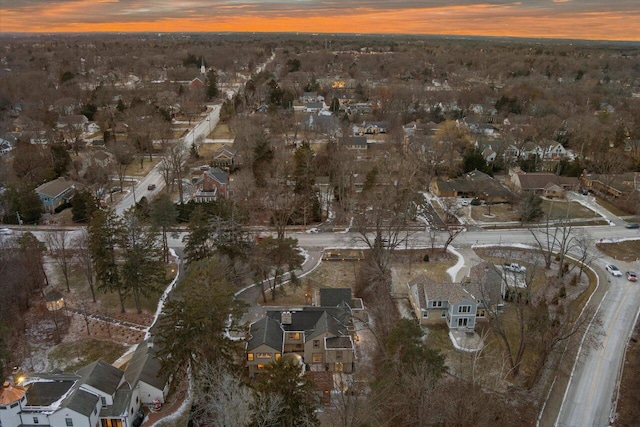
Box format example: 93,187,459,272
48,338,127,372
210,123,235,139
597,239,640,262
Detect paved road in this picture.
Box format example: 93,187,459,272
114,104,222,215
555,263,640,427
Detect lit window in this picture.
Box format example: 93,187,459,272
257,353,272,359
288,332,300,340
312,353,323,363
247,353,254,361
257,364,265,370
275,353,281,360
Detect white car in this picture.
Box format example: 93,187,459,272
606,264,622,277
0,228,12,235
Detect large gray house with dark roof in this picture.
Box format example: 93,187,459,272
246,288,363,376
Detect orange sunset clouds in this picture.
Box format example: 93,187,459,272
0,1,638,41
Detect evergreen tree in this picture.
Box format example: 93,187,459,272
121,210,165,314
150,194,177,263
156,258,246,374
253,358,319,426
88,209,127,312
183,206,213,263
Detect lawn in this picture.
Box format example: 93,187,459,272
125,156,158,177
262,260,359,306
210,123,235,140
470,203,519,222
540,199,599,220
48,338,127,372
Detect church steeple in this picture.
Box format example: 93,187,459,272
200,57,206,75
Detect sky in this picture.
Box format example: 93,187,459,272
0,0,639,41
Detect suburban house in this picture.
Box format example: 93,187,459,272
192,167,229,202
0,137,14,156
0,361,139,427
581,171,640,198
123,339,171,405
35,177,77,214
354,121,389,135
345,136,368,151
304,114,340,137
508,168,579,195
245,288,363,377
408,265,503,330
211,145,241,168
430,170,511,202
0,340,170,427
57,115,89,132
299,92,322,104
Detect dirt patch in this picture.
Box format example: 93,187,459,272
597,240,640,262
614,319,640,426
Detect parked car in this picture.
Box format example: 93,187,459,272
147,184,156,191
625,222,639,229
110,186,122,193
0,228,12,235
503,262,526,273
606,264,623,277
627,271,638,282
470,198,482,206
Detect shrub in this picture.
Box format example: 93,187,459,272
559,285,567,298
570,274,578,286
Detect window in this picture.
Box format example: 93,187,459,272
422,311,428,318
33,417,39,424
431,300,443,308
336,351,343,360
476,310,486,318
66,418,74,426
458,318,468,327
313,340,320,349
256,353,272,359
247,353,254,361
334,362,344,372
288,332,300,340
101,396,107,406
275,353,281,360
458,305,471,313
257,364,266,370
312,353,323,363
441,310,447,318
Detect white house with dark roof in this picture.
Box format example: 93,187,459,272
0,360,142,427
124,339,171,405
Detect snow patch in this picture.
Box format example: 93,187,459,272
445,246,465,282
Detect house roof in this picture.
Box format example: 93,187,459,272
99,387,132,418
25,378,77,407
45,290,64,302
0,382,25,404
63,388,99,416
409,275,471,305
76,360,123,396
265,306,350,339
124,340,170,391
319,288,352,308
247,316,284,352
348,136,367,147
35,177,76,199
516,173,578,190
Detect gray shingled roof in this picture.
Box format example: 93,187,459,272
319,288,352,308
76,360,123,396
99,388,132,418
24,379,77,407
35,177,76,199
124,340,170,392
246,316,284,352
64,388,99,416
409,275,471,304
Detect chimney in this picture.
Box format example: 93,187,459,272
281,311,292,325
